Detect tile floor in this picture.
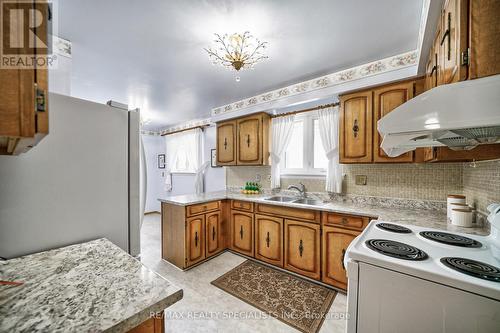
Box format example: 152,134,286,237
140,213,348,333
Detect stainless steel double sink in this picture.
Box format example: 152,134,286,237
264,196,324,206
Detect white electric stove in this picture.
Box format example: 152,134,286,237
344,204,500,333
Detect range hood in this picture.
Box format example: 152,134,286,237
378,75,500,157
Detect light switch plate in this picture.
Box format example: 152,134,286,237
355,175,367,185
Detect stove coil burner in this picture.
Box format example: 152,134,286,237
366,239,428,261
420,231,482,248
376,223,412,234
440,257,500,282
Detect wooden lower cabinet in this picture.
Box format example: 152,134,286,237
255,214,283,267
127,312,164,333
322,226,358,290
206,211,224,257
284,219,321,280
186,215,205,266
230,210,254,257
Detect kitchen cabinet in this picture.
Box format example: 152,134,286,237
373,82,414,163
0,0,49,155
127,313,164,333
161,200,225,269
339,91,373,163
419,144,500,163
216,113,270,166
216,121,236,165
230,210,254,257
186,215,205,266
322,226,358,290
255,214,283,267
206,211,224,257
284,219,321,280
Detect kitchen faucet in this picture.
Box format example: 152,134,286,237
287,183,306,198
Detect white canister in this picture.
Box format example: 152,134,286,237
447,195,466,223
451,208,473,227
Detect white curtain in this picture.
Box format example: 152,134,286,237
318,107,342,193
164,128,203,192
270,115,295,189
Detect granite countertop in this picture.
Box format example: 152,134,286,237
159,191,489,236
0,238,183,333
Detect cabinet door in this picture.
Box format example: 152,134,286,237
469,0,500,79
439,0,468,84
322,226,358,290
237,115,262,165
230,210,254,257
339,91,373,163
186,215,205,267
284,219,320,280
217,121,236,165
255,214,283,267
205,211,223,257
373,82,414,163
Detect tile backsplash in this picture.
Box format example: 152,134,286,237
226,160,500,212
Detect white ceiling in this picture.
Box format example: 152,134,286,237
56,0,423,130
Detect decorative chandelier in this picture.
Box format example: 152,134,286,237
204,31,268,74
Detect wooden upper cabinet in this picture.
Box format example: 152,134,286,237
216,121,236,165
186,215,205,267
373,82,414,162
216,113,270,166
0,0,49,155
205,211,223,257
255,214,283,267
468,0,500,79
439,0,468,84
230,210,254,257
339,91,373,163
284,219,320,280
322,226,358,290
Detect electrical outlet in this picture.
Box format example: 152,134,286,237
255,174,262,182
355,175,367,185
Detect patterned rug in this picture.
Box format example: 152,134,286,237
211,260,336,333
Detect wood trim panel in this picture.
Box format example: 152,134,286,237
255,204,320,223
216,121,236,165
231,200,254,212
322,212,370,231
186,201,220,217
127,312,165,333
161,203,186,269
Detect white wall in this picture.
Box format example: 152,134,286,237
142,125,226,202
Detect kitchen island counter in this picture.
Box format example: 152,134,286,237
0,238,183,333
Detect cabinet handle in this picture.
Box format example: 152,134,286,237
239,225,244,239
194,232,198,247
246,134,251,147
203,205,207,210
35,86,46,112
299,239,304,257
430,65,437,76
341,217,348,225
341,249,346,270
212,226,216,241
440,12,451,60
266,232,270,248
224,137,228,150
352,119,359,138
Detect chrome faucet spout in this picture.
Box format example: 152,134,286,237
287,183,306,198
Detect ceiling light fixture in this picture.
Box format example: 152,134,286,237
204,31,268,80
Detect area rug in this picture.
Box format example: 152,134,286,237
211,260,336,333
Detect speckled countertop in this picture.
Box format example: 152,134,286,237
0,238,183,333
159,191,489,236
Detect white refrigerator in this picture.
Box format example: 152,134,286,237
0,93,145,259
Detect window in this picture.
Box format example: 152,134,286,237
166,129,202,173
282,113,328,175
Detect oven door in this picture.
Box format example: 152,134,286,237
345,259,359,333
356,262,500,333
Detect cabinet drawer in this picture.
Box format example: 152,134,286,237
186,201,220,217
231,200,254,212
322,212,369,230
255,204,320,223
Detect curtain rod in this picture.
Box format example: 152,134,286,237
271,102,339,118
160,124,210,136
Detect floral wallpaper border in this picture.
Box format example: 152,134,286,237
211,49,418,117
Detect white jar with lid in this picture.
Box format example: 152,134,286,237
447,195,466,223
451,208,473,227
